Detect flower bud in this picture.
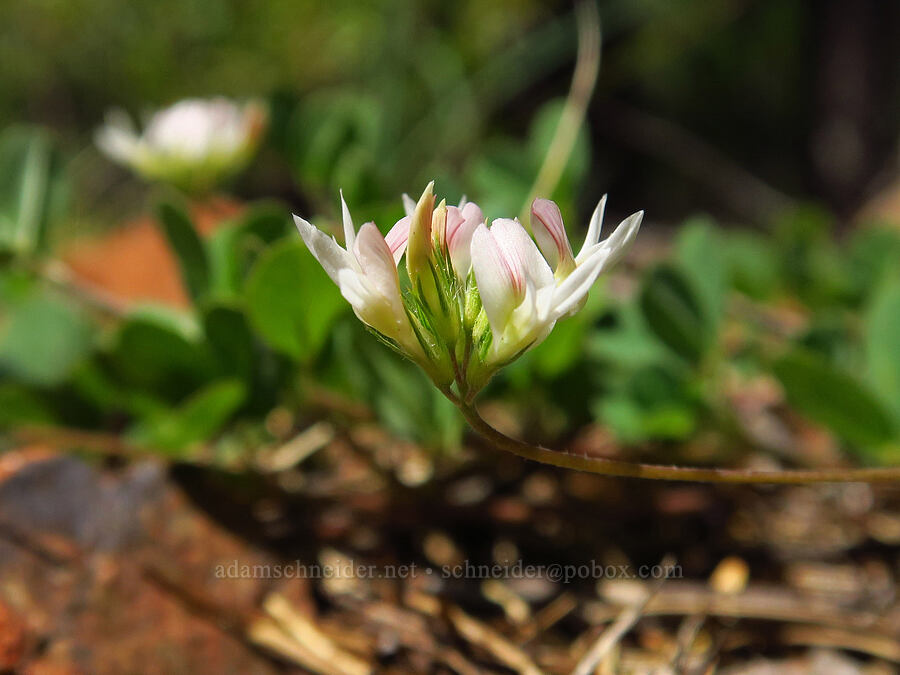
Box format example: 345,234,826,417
405,181,435,282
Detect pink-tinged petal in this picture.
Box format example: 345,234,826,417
353,222,403,305
460,201,483,223
552,210,643,318
293,214,354,286
490,218,554,292
576,195,607,264
471,224,519,340
446,206,465,242
446,202,482,278
385,216,410,265
339,190,356,249
531,198,574,272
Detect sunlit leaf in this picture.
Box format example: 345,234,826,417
156,200,210,303
865,278,900,422
0,126,68,256
774,350,896,450
0,292,93,387
130,378,246,453
244,238,346,361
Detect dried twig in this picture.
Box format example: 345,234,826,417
447,604,544,675
593,582,896,634
257,594,370,675
780,625,900,663
570,557,673,675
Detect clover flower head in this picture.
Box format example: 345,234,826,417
95,97,267,192
294,183,642,400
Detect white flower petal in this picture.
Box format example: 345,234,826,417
471,224,519,341
293,214,353,285
353,222,403,308
576,194,607,264
551,211,642,318
337,267,370,309
401,193,416,218
597,211,643,269
550,248,609,318
95,110,140,164
339,190,356,249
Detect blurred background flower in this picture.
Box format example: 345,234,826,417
95,98,267,193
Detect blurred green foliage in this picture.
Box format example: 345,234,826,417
1,0,899,472
2,101,900,467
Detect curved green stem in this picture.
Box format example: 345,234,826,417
519,0,601,222
456,401,900,484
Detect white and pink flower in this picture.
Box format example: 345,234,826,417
471,198,642,364
293,193,420,358
294,184,642,396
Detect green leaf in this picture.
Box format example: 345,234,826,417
774,350,896,450
639,265,711,364
848,228,900,302
156,200,210,303
130,378,246,453
0,383,56,428
235,202,291,244
244,238,346,361
593,394,696,444
675,217,725,327
585,304,673,371
865,278,900,422
108,309,214,398
724,231,780,299
206,203,290,299
203,304,255,382
0,293,93,387
0,126,68,256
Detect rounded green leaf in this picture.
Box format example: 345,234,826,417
244,238,346,361
774,350,896,450
0,293,93,387
639,265,711,364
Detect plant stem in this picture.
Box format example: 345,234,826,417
519,0,601,223
455,401,900,484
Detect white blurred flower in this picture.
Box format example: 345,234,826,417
95,97,266,192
